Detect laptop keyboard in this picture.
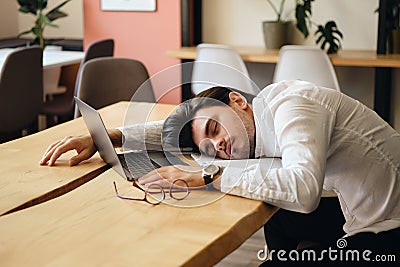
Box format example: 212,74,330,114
118,152,160,179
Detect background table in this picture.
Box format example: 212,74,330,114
0,48,84,98
167,46,400,123
0,48,84,71
167,47,400,67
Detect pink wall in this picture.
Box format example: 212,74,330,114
82,0,181,104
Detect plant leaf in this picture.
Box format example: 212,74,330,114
17,29,33,37
295,0,314,38
296,5,309,38
304,0,313,15
17,0,32,5
47,11,68,22
37,13,57,28
17,0,39,15
32,26,41,37
18,6,33,14
315,21,343,54
38,0,48,10
46,0,71,21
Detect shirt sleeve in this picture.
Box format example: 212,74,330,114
220,95,336,213
117,120,164,151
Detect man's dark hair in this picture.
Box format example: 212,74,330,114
162,86,255,153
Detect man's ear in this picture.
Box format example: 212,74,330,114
228,92,248,109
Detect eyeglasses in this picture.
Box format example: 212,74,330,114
113,179,190,205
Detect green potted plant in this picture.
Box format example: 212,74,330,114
17,0,71,49
263,0,343,54
262,0,291,49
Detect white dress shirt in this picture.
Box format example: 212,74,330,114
221,80,400,236
120,80,400,237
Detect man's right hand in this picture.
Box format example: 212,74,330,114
39,134,97,166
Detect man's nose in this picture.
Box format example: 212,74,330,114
213,138,225,151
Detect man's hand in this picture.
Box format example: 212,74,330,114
40,129,122,167
138,165,205,188
39,134,97,166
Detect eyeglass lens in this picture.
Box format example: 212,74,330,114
145,184,165,205
169,179,190,200
114,179,190,205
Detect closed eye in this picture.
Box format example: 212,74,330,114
213,120,218,135
207,119,219,137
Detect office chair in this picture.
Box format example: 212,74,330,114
273,45,341,91
0,47,43,143
41,38,115,126
75,57,155,116
191,43,259,95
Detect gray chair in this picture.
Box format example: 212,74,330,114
81,39,114,63
75,57,155,117
0,46,43,143
41,39,114,125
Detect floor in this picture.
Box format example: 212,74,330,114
216,228,266,267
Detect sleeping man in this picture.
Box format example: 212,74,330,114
41,80,400,264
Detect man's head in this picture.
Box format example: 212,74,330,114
162,87,256,160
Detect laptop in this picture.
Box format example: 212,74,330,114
74,97,187,181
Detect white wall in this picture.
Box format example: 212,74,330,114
203,0,400,130
18,0,84,39
0,0,83,39
0,0,19,38
203,0,379,49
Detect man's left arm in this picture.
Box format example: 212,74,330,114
118,120,164,151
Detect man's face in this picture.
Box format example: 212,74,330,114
191,101,255,160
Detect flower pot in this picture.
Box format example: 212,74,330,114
286,21,313,46
262,21,290,49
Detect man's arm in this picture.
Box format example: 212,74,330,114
117,120,164,151
40,120,165,167
108,129,123,148
138,165,224,189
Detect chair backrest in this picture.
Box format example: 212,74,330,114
0,46,43,139
191,43,259,95
83,39,114,64
75,57,155,117
71,39,115,112
75,39,115,91
273,45,340,91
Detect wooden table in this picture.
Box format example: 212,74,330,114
167,46,400,68
0,101,175,215
167,46,400,122
0,101,278,266
0,169,277,266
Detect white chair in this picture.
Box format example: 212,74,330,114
191,43,259,95
273,45,340,91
